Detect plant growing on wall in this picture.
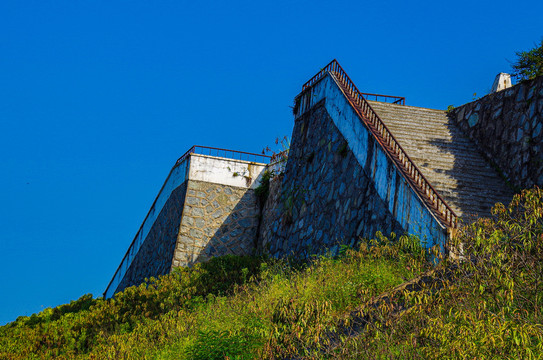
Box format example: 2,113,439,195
281,185,307,225
255,170,274,207
262,136,290,165
228,166,254,187
511,38,543,81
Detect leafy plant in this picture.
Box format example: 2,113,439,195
335,187,543,359
185,330,261,360
337,140,349,158
511,38,543,81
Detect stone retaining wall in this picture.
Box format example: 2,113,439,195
451,76,543,189
116,183,187,293
172,180,259,267
258,101,405,258
109,156,265,296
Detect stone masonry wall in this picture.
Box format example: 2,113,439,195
172,179,260,267
115,182,187,293
258,101,404,259
452,75,543,189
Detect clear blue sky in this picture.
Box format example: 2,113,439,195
0,0,541,325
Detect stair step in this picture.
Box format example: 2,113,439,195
366,101,514,219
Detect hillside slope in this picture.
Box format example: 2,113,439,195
1,188,542,359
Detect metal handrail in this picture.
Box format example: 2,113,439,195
301,60,457,228
360,92,405,105
176,145,271,166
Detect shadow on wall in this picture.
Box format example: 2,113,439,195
172,179,262,267
114,182,189,294
195,189,260,264
256,101,407,260
365,100,515,225
427,112,515,221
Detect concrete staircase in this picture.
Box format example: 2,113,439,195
368,101,515,220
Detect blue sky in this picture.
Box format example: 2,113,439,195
0,0,541,325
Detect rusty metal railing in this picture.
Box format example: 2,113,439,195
360,92,405,105
176,145,271,166
303,64,405,105
301,60,456,228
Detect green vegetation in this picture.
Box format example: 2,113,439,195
512,38,543,81
254,169,273,206
336,187,543,359
337,141,349,158
1,188,542,359
0,237,425,359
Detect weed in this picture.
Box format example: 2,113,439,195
305,151,315,163
337,141,349,158
255,170,274,207
281,185,306,225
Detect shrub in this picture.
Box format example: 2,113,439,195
336,187,543,359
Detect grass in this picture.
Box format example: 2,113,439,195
2,188,543,359
91,237,425,359
0,234,427,360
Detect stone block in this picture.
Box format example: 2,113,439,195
468,113,479,127
239,218,252,228
192,207,204,217
195,218,205,228
212,208,224,219
229,195,239,203
186,197,199,206
534,123,542,138
178,235,192,244
182,216,194,227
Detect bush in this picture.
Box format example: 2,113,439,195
335,187,543,359
0,254,268,359
185,330,262,360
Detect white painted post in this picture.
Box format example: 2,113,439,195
491,73,512,93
